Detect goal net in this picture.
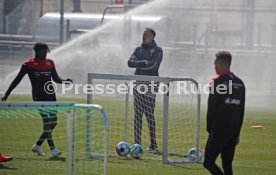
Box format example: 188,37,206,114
0,102,108,175
86,73,201,173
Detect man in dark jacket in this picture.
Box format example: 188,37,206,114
128,28,163,152
204,51,245,175
1,43,73,157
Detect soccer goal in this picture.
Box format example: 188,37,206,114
86,73,201,167
0,102,109,175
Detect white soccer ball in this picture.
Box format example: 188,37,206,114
116,141,130,157
187,147,203,161
130,144,144,159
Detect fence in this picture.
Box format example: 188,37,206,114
0,0,276,99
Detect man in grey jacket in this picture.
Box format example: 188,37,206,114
128,28,163,152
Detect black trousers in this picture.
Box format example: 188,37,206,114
133,83,158,149
36,109,58,150
204,133,237,175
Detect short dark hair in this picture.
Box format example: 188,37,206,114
215,51,232,67
145,27,156,38
33,43,50,52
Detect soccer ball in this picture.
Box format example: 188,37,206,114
130,144,144,159
116,141,130,157
187,147,203,161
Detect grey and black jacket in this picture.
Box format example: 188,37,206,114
128,41,163,76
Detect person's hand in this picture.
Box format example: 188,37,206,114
1,95,8,101
66,78,73,83
62,78,73,85
130,55,138,61
236,135,240,145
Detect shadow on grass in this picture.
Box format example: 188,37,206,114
168,162,204,170
0,164,18,170
48,156,66,162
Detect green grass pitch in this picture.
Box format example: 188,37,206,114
0,95,276,175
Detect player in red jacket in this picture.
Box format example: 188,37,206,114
2,43,73,157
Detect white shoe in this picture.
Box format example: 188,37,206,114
51,148,62,157
32,144,45,156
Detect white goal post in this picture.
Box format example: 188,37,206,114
0,102,109,175
86,73,201,164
